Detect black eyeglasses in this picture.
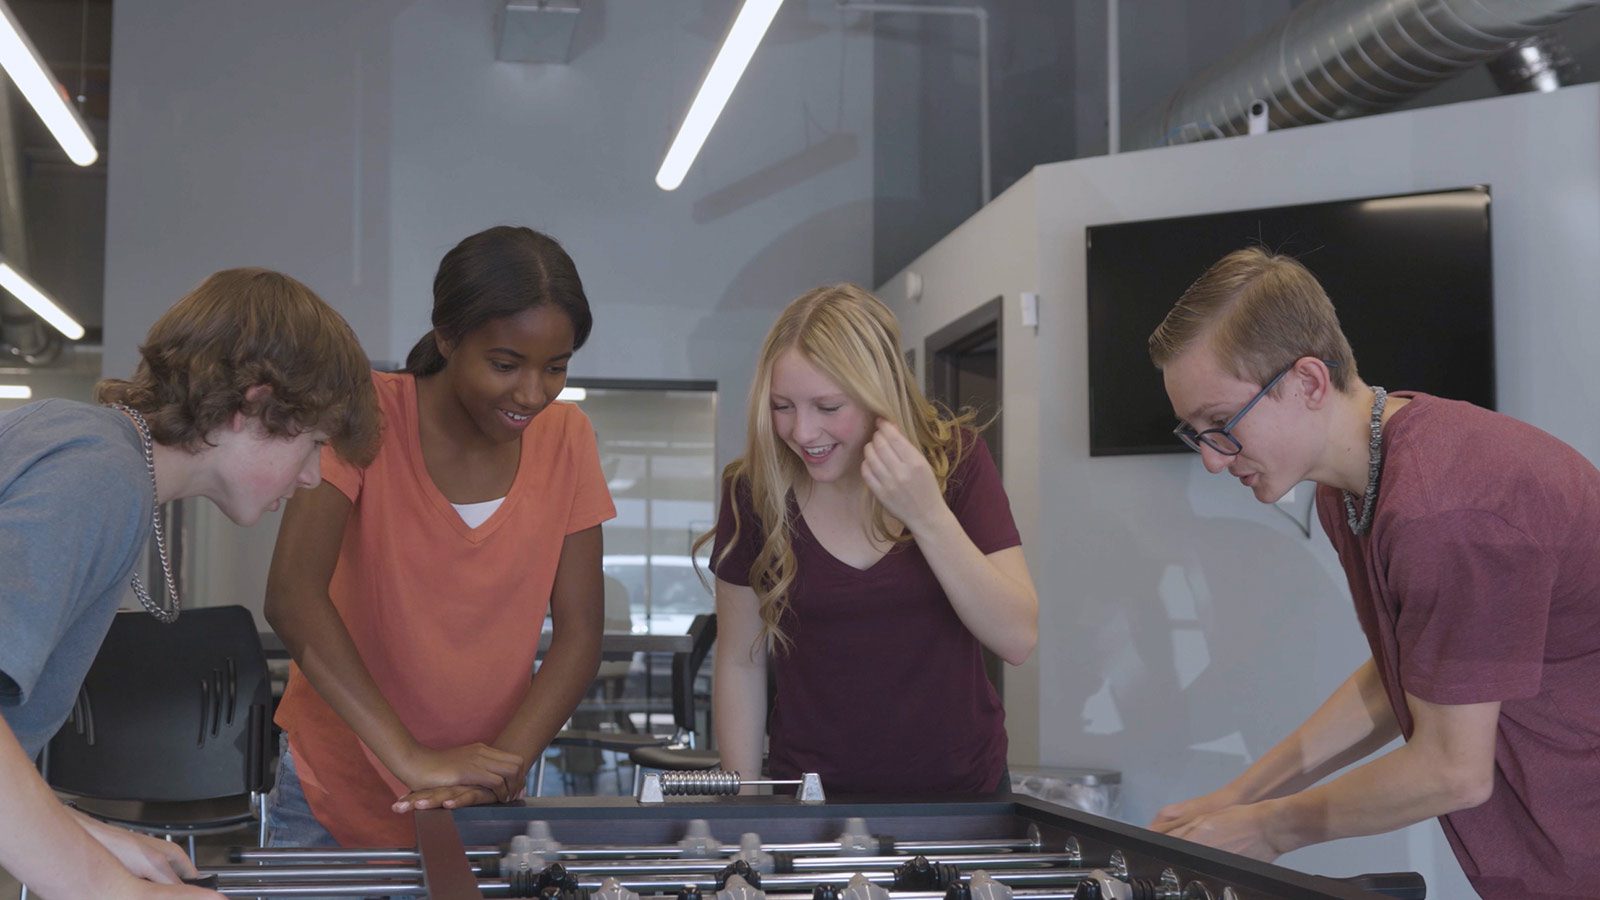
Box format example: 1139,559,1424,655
1173,360,1338,456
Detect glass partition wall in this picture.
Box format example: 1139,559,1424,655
572,379,718,633
535,379,718,796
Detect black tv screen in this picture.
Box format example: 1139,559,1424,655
1086,186,1494,457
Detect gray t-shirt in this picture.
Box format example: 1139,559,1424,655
0,399,151,758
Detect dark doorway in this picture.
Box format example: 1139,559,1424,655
924,297,1005,693
926,297,1003,473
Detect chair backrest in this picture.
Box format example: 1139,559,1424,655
46,605,273,803
670,613,717,732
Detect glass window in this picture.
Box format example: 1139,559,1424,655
569,381,717,635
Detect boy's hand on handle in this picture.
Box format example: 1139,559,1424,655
126,883,225,899
74,813,200,883
1149,785,1243,835
1158,802,1282,863
396,742,524,796
861,420,945,533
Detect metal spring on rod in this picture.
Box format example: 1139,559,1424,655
658,769,743,796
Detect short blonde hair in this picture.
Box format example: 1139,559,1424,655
697,284,975,651
1148,247,1358,391
96,268,381,465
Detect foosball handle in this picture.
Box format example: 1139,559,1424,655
1332,871,1426,899
183,875,220,890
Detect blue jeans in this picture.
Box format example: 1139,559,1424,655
263,735,340,848
262,736,419,899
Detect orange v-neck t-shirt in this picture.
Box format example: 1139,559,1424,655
274,370,616,846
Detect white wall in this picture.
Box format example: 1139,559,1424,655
881,84,1600,896
102,1,875,619
876,179,1043,764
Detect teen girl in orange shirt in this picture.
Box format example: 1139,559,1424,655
264,226,615,847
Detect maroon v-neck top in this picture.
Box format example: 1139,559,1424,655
713,434,1021,795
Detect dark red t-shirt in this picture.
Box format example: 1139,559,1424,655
712,434,1020,795
1317,393,1600,899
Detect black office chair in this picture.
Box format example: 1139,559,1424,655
628,613,721,791
531,613,722,796
43,605,275,861
536,577,659,795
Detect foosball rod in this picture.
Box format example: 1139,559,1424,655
216,877,1088,890
217,888,417,898
231,832,1047,865
532,854,1080,876
206,853,1084,882
559,870,1106,892
206,864,436,881
656,893,1081,900
209,867,1111,895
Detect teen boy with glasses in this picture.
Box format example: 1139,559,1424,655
1146,247,1599,900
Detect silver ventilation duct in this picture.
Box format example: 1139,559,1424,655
1127,0,1600,149
1487,34,1581,93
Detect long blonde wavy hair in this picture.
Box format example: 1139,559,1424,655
695,283,975,652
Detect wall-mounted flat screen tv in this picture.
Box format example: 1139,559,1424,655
1086,186,1493,457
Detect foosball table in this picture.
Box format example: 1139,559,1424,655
202,773,1426,900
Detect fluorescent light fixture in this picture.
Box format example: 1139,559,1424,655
0,262,84,340
0,0,97,166
0,385,31,399
558,386,587,402
655,0,784,191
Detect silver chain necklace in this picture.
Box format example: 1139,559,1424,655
1342,386,1388,536
110,404,181,623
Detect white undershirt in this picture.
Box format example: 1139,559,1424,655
452,496,505,528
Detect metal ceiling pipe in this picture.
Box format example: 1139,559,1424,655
1487,34,1581,93
1126,0,1600,149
